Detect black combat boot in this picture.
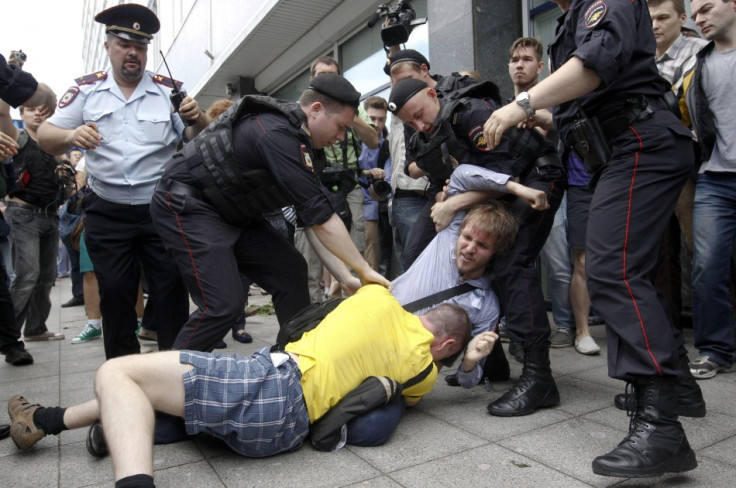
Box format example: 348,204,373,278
593,376,698,478
613,355,706,417
487,342,559,416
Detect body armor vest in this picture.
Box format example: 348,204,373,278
183,96,307,226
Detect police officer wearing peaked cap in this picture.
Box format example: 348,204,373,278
150,73,389,352
38,2,210,360
483,0,702,478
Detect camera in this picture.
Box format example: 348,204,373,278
360,178,391,199
9,50,27,68
367,0,428,47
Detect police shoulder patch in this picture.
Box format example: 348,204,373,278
469,125,491,152
584,0,607,29
301,144,314,172
152,73,183,91
75,71,107,86
59,86,80,108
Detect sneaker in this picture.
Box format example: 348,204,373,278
8,395,46,450
24,331,64,341
71,324,102,344
3,347,34,366
689,355,736,380
574,335,600,355
550,328,574,348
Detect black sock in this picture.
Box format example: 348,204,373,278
32,407,67,436
115,474,155,488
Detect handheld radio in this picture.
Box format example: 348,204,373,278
160,51,195,126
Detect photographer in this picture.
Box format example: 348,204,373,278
358,96,393,274
0,51,57,120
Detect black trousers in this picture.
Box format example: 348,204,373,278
150,190,309,352
493,172,565,345
0,253,21,353
83,192,189,358
585,110,692,381
401,199,437,271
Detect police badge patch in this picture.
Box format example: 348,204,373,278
585,0,607,29
301,144,314,172
469,126,491,152
59,86,80,108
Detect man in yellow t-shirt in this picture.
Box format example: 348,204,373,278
9,285,496,486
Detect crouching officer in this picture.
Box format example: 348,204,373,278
483,0,700,479
151,74,390,352
388,78,564,418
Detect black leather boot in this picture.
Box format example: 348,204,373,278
593,376,698,478
613,355,706,418
487,342,559,416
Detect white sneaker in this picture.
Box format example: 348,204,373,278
575,335,600,355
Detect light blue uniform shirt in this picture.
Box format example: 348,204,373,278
392,165,511,387
48,70,186,204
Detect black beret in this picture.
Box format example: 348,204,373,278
95,3,160,44
384,49,430,76
388,78,428,114
308,74,361,109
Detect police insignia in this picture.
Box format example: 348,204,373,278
59,86,80,108
469,126,490,152
584,0,607,29
301,144,314,172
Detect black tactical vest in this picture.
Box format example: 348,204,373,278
10,130,62,209
183,96,307,226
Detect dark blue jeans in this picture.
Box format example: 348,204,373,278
691,172,736,366
346,396,406,447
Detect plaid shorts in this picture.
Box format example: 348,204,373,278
180,348,310,457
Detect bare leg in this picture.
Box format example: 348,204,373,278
62,399,100,429
94,351,193,480
570,249,592,338
83,272,101,320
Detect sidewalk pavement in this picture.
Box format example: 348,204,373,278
2,278,736,487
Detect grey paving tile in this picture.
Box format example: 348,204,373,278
700,435,736,468
208,445,380,487
0,446,61,486
152,460,225,487
347,408,488,472
389,443,591,488
613,456,736,488
553,376,622,417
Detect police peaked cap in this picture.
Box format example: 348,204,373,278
384,49,430,75
95,3,160,44
308,74,361,109
388,78,428,114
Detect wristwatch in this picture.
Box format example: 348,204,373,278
515,91,535,116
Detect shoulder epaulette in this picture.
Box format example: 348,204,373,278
75,71,107,86
152,73,183,91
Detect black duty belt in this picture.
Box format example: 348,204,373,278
600,95,671,140
6,200,57,216
155,178,204,200
393,188,427,199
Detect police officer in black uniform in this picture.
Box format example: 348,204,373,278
388,78,565,418
150,74,389,352
384,49,478,268
483,0,702,478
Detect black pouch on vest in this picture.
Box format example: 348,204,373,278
571,114,612,174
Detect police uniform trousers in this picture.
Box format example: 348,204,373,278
585,109,693,381
83,191,189,359
492,171,564,345
150,189,309,352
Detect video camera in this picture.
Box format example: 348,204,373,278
367,0,428,47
